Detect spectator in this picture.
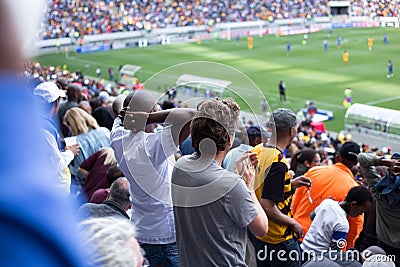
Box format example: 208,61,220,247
112,94,127,118
301,186,372,258
222,125,262,172
79,216,145,267
89,97,102,113
0,0,88,265
111,90,196,267
63,107,110,186
78,100,92,114
92,91,114,130
290,147,321,177
55,76,69,92
250,108,311,267
172,98,268,266
58,83,82,137
34,81,80,195
358,152,400,266
77,177,131,220
79,148,117,201
179,135,195,156
292,141,364,250
90,165,124,204
307,101,318,118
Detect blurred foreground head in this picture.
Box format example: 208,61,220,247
79,217,143,267
0,1,90,267
0,0,46,71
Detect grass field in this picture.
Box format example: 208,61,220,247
34,27,400,132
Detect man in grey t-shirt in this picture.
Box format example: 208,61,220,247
172,98,269,267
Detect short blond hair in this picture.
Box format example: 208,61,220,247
63,107,99,136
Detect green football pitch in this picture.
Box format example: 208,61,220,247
35,27,400,132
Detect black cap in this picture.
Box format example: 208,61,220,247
246,125,261,138
391,153,400,160
339,141,360,161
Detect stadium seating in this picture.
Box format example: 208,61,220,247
41,0,330,39
40,0,399,40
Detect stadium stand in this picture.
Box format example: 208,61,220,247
40,0,400,40
41,0,330,39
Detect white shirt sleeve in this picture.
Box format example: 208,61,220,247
43,130,74,173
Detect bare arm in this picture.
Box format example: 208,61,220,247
160,108,197,146
235,152,268,237
248,192,269,237
124,108,197,146
260,198,303,238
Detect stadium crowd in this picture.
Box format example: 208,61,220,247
42,0,331,39
350,0,399,18
17,59,399,266
0,2,400,267
40,0,400,40
3,0,399,265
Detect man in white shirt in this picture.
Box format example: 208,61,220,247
111,90,196,267
34,82,79,195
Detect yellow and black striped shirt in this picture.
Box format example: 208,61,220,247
253,145,294,244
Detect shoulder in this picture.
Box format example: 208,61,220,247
320,198,337,208
97,127,111,135
175,155,192,168
77,203,98,215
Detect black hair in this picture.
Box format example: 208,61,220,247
89,98,101,111
290,148,317,171
161,100,175,110
106,165,124,187
345,186,373,205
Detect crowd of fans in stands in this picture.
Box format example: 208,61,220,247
5,2,400,266
22,60,399,266
41,0,399,40
350,0,399,18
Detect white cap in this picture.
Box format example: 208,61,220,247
34,82,66,103
321,133,328,141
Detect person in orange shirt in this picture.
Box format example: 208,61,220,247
343,50,349,65
291,141,364,250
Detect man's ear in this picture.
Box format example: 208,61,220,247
227,134,234,148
